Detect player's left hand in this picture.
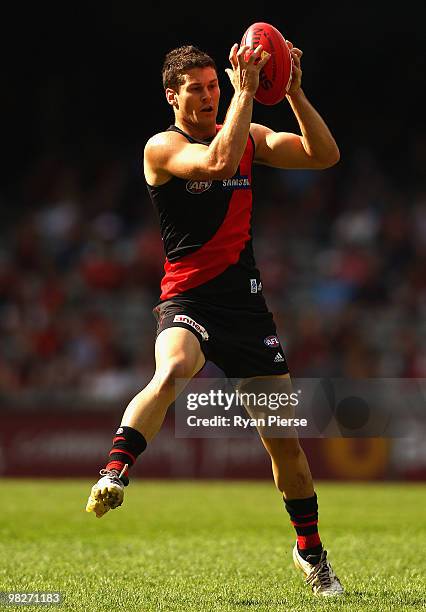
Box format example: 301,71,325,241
286,41,303,97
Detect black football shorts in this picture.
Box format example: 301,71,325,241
153,295,289,379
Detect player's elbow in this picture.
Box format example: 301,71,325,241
328,145,341,166
316,145,340,169
217,164,239,179
207,159,238,180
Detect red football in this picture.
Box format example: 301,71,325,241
241,22,293,105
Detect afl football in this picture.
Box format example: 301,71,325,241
241,22,293,105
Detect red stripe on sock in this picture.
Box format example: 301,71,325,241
291,520,318,528
297,533,321,550
113,436,126,443
106,460,127,474
109,448,136,464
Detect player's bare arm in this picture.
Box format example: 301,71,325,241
251,42,340,170
144,131,219,185
144,44,270,184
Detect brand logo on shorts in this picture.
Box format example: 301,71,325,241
264,335,279,348
186,180,212,194
250,279,262,293
274,352,285,363
173,315,209,341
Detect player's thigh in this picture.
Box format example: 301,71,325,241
155,326,206,380
237,373,300,446
237,372,293,417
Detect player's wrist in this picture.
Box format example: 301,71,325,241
235,89,255,103
286,87,305,102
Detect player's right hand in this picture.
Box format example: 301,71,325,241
225,44,271,97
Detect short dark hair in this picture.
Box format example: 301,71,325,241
162,45,217,91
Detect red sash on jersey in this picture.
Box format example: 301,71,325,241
160,133,254,300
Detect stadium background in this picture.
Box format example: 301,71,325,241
1,2,425,482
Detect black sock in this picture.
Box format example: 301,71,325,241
105,425,147,485
284,493,323,564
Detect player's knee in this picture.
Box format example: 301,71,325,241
155,358,194,394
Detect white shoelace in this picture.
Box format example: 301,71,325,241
99,463,128,482
305,551,333,589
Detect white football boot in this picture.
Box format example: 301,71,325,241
293,544,344,596
85,466,127,518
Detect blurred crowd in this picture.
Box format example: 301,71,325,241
0,141,425,406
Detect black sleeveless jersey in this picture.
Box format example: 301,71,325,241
146,125,262,303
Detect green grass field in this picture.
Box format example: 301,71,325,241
0,480,425,611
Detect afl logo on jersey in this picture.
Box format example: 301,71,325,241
186,180,213,194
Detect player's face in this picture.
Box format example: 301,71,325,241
174,67,220,127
